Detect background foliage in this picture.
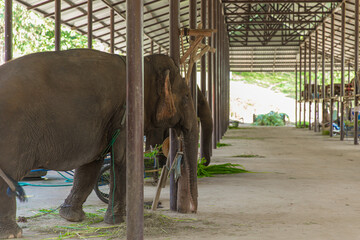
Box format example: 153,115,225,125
232,70,356,99
0,2,109,64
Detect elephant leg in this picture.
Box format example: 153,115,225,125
104,131,126,224
59,160,103,222
0,182,22,239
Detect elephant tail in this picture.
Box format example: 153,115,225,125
0,168,26,202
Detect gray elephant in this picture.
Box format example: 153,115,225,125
146,86,213,166
0,49,198,239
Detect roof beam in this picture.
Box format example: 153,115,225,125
223,0,341,3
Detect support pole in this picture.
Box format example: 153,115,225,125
4,0,12,62
190,0,197,112
207,0,213,154
355,0,359,145
110,9,115,54
126,0,144,239
55,0,61,51
201,0,207,94
330,13,335,137
200,0,207,160
212,0,217,149
87,0,93,49
322,23,326,129
309,36,312,130
315,31,319,132
299,47,302,126
304,42,307,128
340,2,346,140
296,63,298,128
169,0,180,211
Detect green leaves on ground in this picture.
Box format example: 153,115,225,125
197,158,249,178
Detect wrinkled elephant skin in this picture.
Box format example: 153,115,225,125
0,49,198,238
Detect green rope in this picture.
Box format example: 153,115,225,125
100,129,122,224
100,129,121,158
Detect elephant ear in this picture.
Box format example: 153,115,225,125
156,69,177,122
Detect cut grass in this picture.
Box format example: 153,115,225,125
224,136,265,140
233,154,264,158
216,143,231,147
37,211,200,239
198,160,249,178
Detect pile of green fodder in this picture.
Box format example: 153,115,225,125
253,111,289,126
197,159,249,178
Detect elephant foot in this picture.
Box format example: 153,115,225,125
104,209,125,224
0,221,22,239
59,204,85,222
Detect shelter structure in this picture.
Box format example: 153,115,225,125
3,0,360,239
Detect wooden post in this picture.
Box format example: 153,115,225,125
190,0,197,112
299,47,302,126
55,0,61,51
169,0,180,211
207,0,213,154
340,2,346,140
296,63,298,127
212,0,217,149
126,0,144,239
87,0,93,49
309,36,312,130
354,0,359,145
322,23,326,129
330,13,335,137
110,9,115,54
4,0,12,62
304,42,307,128
315,31,319,132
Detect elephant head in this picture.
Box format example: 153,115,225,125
146,86,213,167
144,55,199,212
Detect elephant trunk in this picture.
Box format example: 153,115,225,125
177,117,199,213
198,88,213,166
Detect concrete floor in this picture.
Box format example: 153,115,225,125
16,126,360,239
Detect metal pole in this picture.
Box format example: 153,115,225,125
304,42,307,128
150,40,154,54
190,0,197,112
110,9,115,54
355,0,359,145
300,47,302,126
322,23,326,130
309,36,312,130
340,2,346,140
200,0,207,159
55,0,61,51
207,0,213,154
4,0,12,62
88,0,93,49
212,0,217,149
330,13,335,137
296,63,298,127
315,31,319,132
126,0,144,239
169,0,180,211
201,0,207,94
216,0,220,142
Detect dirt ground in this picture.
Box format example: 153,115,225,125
16,126,360,239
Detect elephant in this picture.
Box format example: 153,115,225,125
0,49,198,239
146,86,213,166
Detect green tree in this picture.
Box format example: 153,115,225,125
0,2,108,63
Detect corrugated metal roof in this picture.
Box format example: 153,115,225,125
14,0,358,72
